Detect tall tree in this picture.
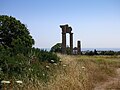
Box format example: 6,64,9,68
0,15,34,54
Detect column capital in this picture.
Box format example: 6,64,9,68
60,24,68,28
68,27,72,31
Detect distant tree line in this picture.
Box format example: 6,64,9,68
50,43,120,56
83,49,120,55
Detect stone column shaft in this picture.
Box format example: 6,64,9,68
62,33,66,54
77,41,81,55
70,33,73,54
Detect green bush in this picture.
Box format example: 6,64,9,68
0,54,28,79
50,43,62,53
31,48,60,63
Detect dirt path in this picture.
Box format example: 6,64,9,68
94,68,120,90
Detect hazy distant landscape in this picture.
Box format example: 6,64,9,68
42,48,120,51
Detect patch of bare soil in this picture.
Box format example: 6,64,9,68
94,68,120,90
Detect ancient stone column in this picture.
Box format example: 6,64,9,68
70,33,73,54
60,25,68,54
77,41,81,55
62,32,66,54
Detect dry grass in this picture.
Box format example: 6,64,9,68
3,54,120,90
46,55,120,90
106,80,120,90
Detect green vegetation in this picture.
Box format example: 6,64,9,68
50,43,71,54
84,49,120,55
30,47,60,63
50,43,62,53
0,15,60,85
0,15,34,55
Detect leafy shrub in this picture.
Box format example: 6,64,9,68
31,48,60,63
0,53,28,79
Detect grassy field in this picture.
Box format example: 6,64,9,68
2,54,120,90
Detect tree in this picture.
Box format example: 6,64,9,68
50,43,62,53
85,51,94,55
0,15,34,55
66,45,71,55
94,49,98,55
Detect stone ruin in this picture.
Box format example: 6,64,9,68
60,24,81,55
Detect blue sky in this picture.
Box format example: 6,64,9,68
0,0,120,48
